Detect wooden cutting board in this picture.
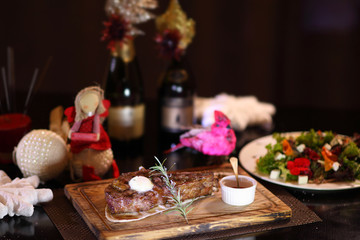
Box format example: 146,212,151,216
64,165,291,240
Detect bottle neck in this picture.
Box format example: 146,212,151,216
111,39,136,63
105,38,143,106
164,55,193,84
169,55,186,69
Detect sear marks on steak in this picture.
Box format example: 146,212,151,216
105,167,218,214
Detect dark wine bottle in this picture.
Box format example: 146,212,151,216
104,40,145,142
158,56,195,134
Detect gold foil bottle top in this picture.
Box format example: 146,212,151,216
111,39,136,62
156,0,195,50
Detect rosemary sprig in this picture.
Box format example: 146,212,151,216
149,156,194,224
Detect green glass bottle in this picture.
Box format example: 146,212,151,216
158,56,195,134
105,40,145,142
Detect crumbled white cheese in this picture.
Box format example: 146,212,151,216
317,160,325,165
330,136,343,146
323,143,331,150
274,152,286,161
296,144,306,153
129,176,154,193
332,162,340,172
270,169,280,179
298,175,308,185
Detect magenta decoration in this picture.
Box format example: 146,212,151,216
166,111,236,156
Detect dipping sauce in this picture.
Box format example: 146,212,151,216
222,179,253,189
220,175,257,206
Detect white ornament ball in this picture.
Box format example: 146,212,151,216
71,148,113,179
14,129,69,182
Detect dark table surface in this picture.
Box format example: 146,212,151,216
1,98,360,240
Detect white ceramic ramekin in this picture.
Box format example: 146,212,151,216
220,175,257,206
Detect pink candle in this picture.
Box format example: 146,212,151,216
0,113,31,164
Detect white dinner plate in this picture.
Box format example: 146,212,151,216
239,133,360,191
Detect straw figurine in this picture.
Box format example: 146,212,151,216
65,86,119,181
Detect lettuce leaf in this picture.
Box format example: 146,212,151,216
296,129,334,149
340,142,360,159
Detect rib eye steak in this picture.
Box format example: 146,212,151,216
105,167,218,214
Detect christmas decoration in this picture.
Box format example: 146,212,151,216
155,0,195,60
65,86,118,181
154,29,183,60
102,14,133,51
71,148,114,181
0,170,53,219
104,0,158,37
14,129,69,182
166,111,236,156
195,94,276,131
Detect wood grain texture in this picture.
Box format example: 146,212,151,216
64,165,291,240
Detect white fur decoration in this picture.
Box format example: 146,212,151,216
195,93,276,131
0,171,53,219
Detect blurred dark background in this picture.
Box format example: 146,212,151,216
1,0,360,122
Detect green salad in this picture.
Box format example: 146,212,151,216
256,129,360,183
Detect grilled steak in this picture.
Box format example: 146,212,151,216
105,167,218,214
